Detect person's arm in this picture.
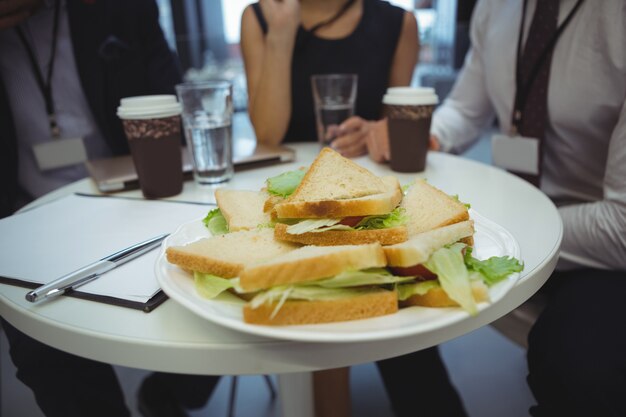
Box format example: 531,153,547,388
429,0,495,153
388,10,419,87
335,9,418,158
558,100,626,270
240,0,299,146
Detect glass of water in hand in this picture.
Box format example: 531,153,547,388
311,74,358,146
176,80,234,185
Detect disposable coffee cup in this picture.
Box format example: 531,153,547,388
383,88,438,173
117,95,184,199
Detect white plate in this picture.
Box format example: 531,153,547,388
155,210,521,343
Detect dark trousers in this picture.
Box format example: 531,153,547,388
527,269,626,417
377,346,468,417
1,317,219,417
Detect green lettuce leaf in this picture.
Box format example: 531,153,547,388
451,194,471,209
266,169,306,197
425,244,478,315
311,268,414,288
194,272,240,299
397,280,441,301
355,207,407,230
202,208,229,235
463,247,524,286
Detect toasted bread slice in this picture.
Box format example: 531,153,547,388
287,147,387,202
274,222,408,247
166,229,297,278
400,280,488,308
274,176,403,219
243,288,398,325
263,194,284,214
239,243,386,291
384,221,474,267
402,179,469,236
215,189,271,231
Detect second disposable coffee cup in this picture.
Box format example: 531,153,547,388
117,95,184,199
383,88,438,172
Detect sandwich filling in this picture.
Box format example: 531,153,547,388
394,243,523,315
195,267,413,319
281,207,407,234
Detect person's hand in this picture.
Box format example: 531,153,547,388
429,134,441,151
330,116,370,158
259,0,300,41
0,0,42,30
365,118,390,163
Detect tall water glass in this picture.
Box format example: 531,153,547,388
311,74,358,146
176,81,234,185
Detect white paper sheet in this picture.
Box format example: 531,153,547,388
0,194,212,303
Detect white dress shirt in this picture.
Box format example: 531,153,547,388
431,0,626,271
0,1,112,199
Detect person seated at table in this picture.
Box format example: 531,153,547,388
0,1,220,416
240,2,468,417
240,0,418,158
368,0,626,416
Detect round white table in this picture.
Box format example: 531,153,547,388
0,143,562,417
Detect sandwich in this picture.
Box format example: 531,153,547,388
165,228,298,298
213,188,272,232
400,178,471,238
271,148,408,246
384,220,523,315
238,243,409,325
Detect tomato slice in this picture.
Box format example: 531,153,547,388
389,264,437,280
338,216,365,227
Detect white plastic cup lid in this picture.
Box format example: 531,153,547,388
383,93,438,106
119,95,178,109
386,87,436,96
117,102,182,120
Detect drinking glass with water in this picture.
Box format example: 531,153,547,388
176,81,234,185
311,74,358,145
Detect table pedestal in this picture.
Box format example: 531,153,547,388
278,372,314,417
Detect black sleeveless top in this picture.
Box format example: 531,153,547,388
251,0,405,143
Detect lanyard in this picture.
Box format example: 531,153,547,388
511,0,585,134
15,0,62,138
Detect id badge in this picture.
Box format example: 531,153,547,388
491,134,540,175
32,137,88,171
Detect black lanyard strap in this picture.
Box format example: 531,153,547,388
15,0,62,138
512,0,585,132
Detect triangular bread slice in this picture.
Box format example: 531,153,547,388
274,222,407,247
166,228,298,278
287,147,387,202
274,176,403,219
215,189,271,231
384,220,474,267
243,288,398,325
402,179,469,236
239,243,386,291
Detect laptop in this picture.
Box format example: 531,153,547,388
86,140,295,192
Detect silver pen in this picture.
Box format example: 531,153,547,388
25,233,169,303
